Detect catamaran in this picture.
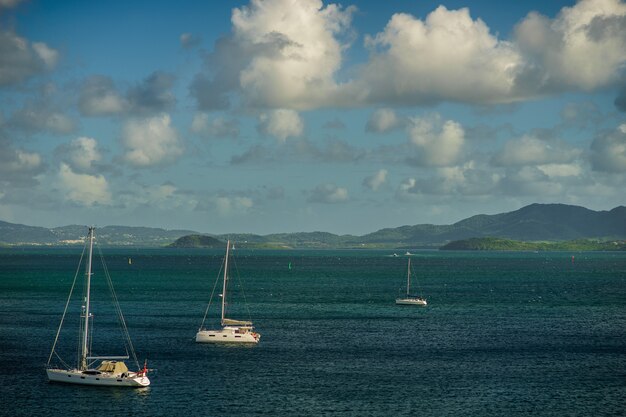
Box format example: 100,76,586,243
395,257,427,306
196,240,260,344
46,227,150,387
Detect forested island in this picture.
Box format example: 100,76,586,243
167,235,224,248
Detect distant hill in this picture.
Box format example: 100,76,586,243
168,235,224,248
0,222,197,246
1,203,624,248
440,237,626,251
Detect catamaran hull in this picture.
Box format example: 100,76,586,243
195,329,260,344
396,298,427,306
46,369,150,387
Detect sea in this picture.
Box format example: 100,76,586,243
0,247,625,416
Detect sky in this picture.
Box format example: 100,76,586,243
0,0,625,235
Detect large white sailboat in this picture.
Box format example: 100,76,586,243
395,257,427,306
196,240,260,344
46,227,150,387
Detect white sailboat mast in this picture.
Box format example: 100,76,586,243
221,240,230,325
81,227,95,370
406,258,411,296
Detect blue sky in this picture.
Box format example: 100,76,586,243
1,0,625,235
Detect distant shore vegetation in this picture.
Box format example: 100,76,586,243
440,237,626,251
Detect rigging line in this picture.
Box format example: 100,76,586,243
47,240,87,366
53,351,71,370
97,244,140,370
199,257,224,330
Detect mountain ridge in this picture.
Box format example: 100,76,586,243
0,203,624,248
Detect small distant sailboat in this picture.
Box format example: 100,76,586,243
128,257,132,265
395,258,427,306
46,227,150,387
196,240,260,344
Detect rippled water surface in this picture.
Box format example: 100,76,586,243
1,248,625,416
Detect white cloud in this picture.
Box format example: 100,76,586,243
79,76,127,116
590,124,626,172
514,0,626,92
492,135,582,166
366,109,401,133
0,30,59,86
79,72,175,116
32,42,59,69
358,6,522,105
58,163,111,206
8,102,75,134
66,137,101,171
396,163,498,197
308,183,349,203
396,177,419,200
0,149,42,173
498,166,563,196
407,114,464,166
215,196,254,216
191,113,240,138
122,114,183,167
363,169,388,191
258,109,303,142
537,162,584,178
191,0,355,110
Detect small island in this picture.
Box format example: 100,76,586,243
440,237,626,251
168,234,224,248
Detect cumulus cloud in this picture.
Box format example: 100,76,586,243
8,101,75,134
0,30,59,86
58,137,102,172
122,114,184,167
407,114,464,166
590,124,626,172
116,182,197,211
191,113,240,138
127,71,176,115
357,6,522,105
0,140,44,187
79,72,175,116
396,163,498,198
258,109,303,142
78,76,127,116
308,183,349,203
492,135,582,166
58,163,111,206
363,169,388,191
366,108,402,133
215,196,254,216
396,177,419,200
498,166,564,196
191,0,355,110
514,0,626,93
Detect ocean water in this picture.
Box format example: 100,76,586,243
0,248,625,416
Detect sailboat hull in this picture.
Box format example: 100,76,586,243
395,298,427,306
46,368,150,387
196,327,260,344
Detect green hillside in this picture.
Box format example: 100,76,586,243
168,235,224,248
440,237,626,251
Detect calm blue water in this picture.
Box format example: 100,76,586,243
0,248,625,416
